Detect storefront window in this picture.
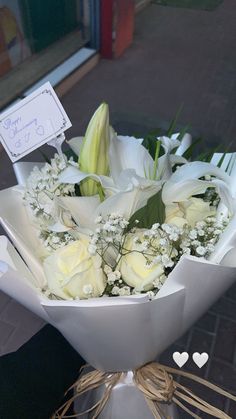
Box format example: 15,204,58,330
0,0,93,109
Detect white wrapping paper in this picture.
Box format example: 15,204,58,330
0,234,235,372
1,163,236,418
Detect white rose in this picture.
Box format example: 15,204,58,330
165,197,216,227
183,197,216,226
165,202,186,228
118,233,164,292
43,235,106,299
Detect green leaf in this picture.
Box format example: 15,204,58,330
216,142,233,168
63,148,78,162
74,184,81,197
128,190,165,230
182,137,202,160
166,104,183,137
217,152,227,168
152,140,161,180
40,151,50,163
225,153,236,174
142,130,162,159
176,124,190,141
196,144,222,163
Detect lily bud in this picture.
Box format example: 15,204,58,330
79,103,110,196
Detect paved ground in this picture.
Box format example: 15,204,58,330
61,0,236,149
160,286,236,417
0,1,236,417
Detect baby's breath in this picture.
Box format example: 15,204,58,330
24,154,75,221
24,154,77,251
88,213,229,297
88,213,129,261
39,230,75,251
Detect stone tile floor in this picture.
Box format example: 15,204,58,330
0,291,45,356
160,287,236,417
0,0,236,417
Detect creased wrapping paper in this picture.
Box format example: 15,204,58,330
1,164,236,372
0,136,234,419
0,237,49,321
0,186,47,287
0,234,235,372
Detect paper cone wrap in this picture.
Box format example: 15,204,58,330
0,233,235,372
0,177,236,372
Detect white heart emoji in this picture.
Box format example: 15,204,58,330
172,351,189,368
192,352,209,368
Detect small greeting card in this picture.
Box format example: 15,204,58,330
0,82,72,162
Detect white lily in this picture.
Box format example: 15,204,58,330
66,131,190,183
55,131,190,231
53,170,162,232
64,131,190,187
210,152,236,195
162,161,235,216
108,133,189,182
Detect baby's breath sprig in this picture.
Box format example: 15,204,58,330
88,213,129,263
24,154,78,251
103,265,131,296
88,214,133,296
182,216,229,258
88,213,229,297
39,230,75,251
24,153,75,221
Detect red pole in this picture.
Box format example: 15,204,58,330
100,0,135,59
100,0,113,59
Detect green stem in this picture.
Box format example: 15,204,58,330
152,140,161,180
97,182,105,202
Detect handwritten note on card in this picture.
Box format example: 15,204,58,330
0,82,72,162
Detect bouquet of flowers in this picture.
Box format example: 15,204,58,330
1,103,236,418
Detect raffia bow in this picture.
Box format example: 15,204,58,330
53,362,236,419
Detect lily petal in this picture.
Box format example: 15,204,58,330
173,133,192,156
94,180,162,221
163,179,214,204
170,154,188,165
155,153,172,180
228,154,236,197
58,172,162,231
58,195,100,231
152,135,188,181
162,162,232,204
58,165,115,192
210,178,235,215
211,152,236,198
58,165,99,184
109,133,154,182
170,161,231,183
158,135,180,153
67,137,83,156
48,221,72,233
